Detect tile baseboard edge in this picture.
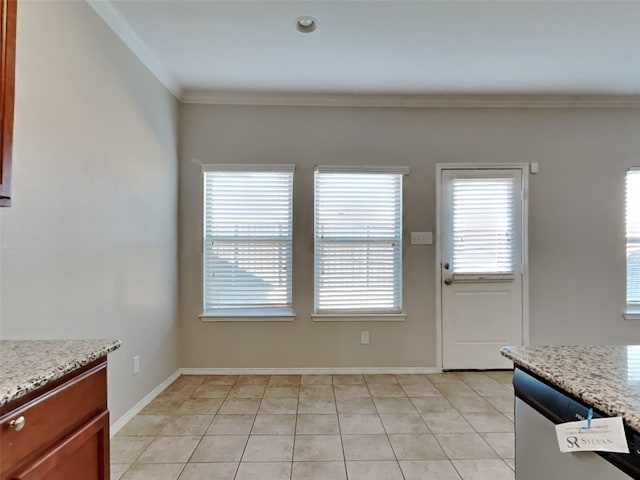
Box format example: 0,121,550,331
179,366,442,375
109,369,181,437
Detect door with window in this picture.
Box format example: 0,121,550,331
438,166,527,369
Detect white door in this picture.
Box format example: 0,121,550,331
438,166,527,369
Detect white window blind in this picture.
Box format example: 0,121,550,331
314,168,405,314
627,169,640,310
450,176,519,274
627,345,640,384
203,167,293,314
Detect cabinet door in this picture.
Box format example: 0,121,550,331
9,412,110,480
0,363,107,477
1,0,17,206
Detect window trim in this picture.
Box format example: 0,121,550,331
201,163,296,173
311,313,407,322
313,166,408,318
315,165,410,175
201,164,295,319
200,312,296,322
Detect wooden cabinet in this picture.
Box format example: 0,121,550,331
1,0,17,206
0,360,110,480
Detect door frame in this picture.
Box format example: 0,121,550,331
435,163,531,370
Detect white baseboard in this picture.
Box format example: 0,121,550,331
179,366,441,375
110,369,181,437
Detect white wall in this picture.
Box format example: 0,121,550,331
179,104,640,369
0,1,179,422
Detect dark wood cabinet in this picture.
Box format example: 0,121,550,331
9,413,109,480
0,360,111,480
1,0,16,206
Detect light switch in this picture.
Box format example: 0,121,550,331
411,232,433,245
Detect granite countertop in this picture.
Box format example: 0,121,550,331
0,339,121,407
501,345,640,433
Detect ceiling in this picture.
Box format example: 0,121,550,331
92,1,640,101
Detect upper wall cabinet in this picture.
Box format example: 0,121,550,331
1,0,16,207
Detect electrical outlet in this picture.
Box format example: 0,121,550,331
360,331,370,345
133,355,140,375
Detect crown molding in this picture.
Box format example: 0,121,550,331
182,91,640,108
86,0,182,99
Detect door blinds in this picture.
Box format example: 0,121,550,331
450,176,519,274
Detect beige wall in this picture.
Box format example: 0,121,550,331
0,1,179,422
179,104,640,368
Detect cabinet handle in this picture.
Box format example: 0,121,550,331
9,416,26,431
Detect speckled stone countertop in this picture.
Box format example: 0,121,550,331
0,339,121,407
501,345,640,433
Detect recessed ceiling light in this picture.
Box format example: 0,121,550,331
295,16,318,34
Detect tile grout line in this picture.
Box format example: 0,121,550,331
175,385,218,479
364,375,408,480
428,392,465,480
401,375,440,435
290,379,300,480
462,373,516,475
331,374,349,480
118,375,209,479
433,375,514,478
233,375,268,480
184,375,234,479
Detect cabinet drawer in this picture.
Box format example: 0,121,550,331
0,364,107,477
9,411,109,480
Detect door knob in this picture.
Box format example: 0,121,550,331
444,278,453,285
443,262,450,270
9,416,26,431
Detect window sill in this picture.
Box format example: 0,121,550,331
200,309,295,322
623,309,640,321
312,313,407,322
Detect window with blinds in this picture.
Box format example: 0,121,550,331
203,166,294,315
314,167,405,314
449,175,520,274
627,169,640,312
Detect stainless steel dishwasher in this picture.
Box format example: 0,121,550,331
514,368,640,479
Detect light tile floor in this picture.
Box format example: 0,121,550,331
111,371,515,480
